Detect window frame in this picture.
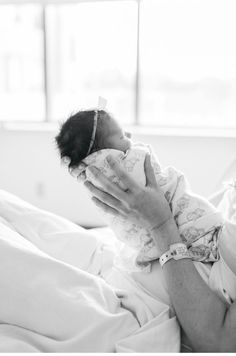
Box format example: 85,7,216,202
0,0,140,125
1,0,236,138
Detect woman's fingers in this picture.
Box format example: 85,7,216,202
106,155,139,192
77,172,86,182
86,166,128,201
69,162,87,180
84,180,128,214
91,197,122,218
144,154,158,188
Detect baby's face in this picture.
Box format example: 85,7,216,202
104,117,132,152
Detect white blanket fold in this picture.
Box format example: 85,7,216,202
0,189,180,352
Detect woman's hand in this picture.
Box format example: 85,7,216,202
84,154,172,231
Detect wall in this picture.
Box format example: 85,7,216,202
1,127,236,227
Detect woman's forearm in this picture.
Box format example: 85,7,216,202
152,219,228,352
164,258,227,351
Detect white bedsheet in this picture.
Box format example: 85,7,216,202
0,190,180,352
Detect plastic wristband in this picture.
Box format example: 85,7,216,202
159,243,191,268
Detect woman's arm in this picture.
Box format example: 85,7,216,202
84,154,236,352
155,218,236,352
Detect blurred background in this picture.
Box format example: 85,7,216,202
1,0,236,227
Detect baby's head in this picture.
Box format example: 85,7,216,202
55,109,132,170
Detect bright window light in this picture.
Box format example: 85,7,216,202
0,5,45,121
46,1,137,124
1,0,236,130
139,0,236,128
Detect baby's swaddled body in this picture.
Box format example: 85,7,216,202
83,143,223,271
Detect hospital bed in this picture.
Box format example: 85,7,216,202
0,183,235,352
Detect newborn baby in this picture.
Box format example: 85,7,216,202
55,109,223,271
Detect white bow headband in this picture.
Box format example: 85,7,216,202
86,96,107,155
86,110,98,156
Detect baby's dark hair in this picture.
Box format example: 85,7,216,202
55,109,109,169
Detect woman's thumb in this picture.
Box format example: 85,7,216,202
144,154,157,187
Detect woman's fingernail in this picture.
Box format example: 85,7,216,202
78,173,86,181
70,168,80,177
87,166,98,175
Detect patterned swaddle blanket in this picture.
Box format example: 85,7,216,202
76,143,223,272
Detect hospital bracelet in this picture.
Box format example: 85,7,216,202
159,243,191,268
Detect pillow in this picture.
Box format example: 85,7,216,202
0,189,106,272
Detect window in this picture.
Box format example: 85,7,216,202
0,4,45,121
139,0,236,128
0,1,137,124
46,2,137,124
1,0,236,129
